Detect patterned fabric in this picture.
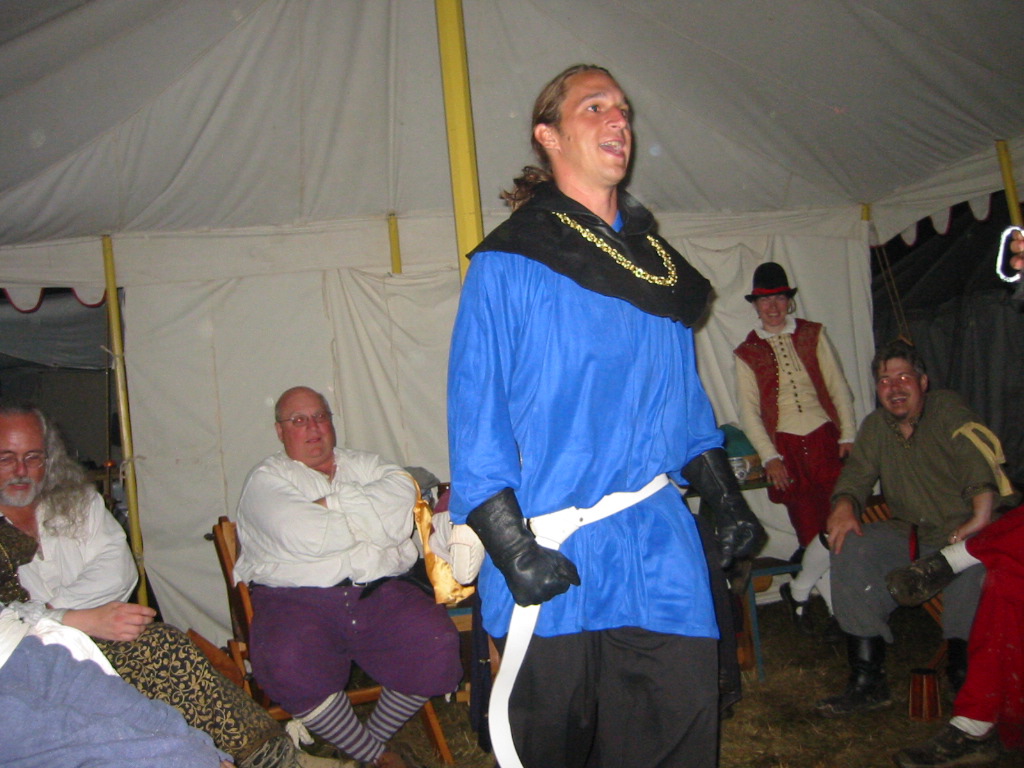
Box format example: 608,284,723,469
95,622,290,767
0,519,36,604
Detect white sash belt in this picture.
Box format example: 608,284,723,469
489,473,670,768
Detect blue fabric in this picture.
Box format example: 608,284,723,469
448,248,722,639
1,635,227,768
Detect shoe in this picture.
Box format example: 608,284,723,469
816,680,892,717
887,551,956,606
894,723,1000,767
779,582,816,636
369,751,424,768
815,635,892,717
821,615,845,645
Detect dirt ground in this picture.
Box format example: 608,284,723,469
343,595,1023,767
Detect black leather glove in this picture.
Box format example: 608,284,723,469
467,487,581,606
682,448,766,569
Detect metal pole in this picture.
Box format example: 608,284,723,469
388,212,403,274
996,140,1023,227
101,235,148,606
434,0,484,281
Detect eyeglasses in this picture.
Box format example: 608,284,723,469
277,411,333,429
0,452,46,470
876,373,920,386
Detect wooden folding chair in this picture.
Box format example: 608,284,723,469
862,495,946,669
211,516,454,764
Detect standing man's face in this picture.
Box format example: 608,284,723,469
875,358,928,423
274,388,337,473
0,413,47,509
536,70,632,193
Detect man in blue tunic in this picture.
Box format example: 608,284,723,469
447,64,764,768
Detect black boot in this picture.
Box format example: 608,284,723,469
814,635,892,717
946,638,968,697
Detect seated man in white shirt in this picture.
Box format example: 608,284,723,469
235,386,463,768
0,401,294,768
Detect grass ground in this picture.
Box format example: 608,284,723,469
342,596,1023,767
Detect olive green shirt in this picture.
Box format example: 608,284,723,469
831,389,1019,548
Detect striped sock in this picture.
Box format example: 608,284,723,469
366,688,428,743
297,692,385,764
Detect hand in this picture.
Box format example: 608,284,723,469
825,498,861,555
501,541,580,606
949,516,992,545
1011,229,1024,272
467,488,581,607
682,448,765,569
763,458,791,491
838,442,853,460
62,601,157,642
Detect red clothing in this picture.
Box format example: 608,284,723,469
768,422,844,546
734,320,844,546
956,505,1024,748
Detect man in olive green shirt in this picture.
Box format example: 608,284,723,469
815,339,1018,717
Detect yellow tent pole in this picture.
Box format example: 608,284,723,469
996,140,1023,227
101,235,148,607
434,0,483,281
387,212,403,274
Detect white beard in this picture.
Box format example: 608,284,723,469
0,475,41,508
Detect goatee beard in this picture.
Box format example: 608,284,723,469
0,476,41,508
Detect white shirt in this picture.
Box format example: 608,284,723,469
235,447,418,588
14,490,137,610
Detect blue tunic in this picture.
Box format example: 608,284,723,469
447,241,722,639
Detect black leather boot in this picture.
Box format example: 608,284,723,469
814,635,892,717
946,638,969,697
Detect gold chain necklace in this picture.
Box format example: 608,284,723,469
553,212,677,287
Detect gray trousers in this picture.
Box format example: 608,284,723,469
831,521,984,643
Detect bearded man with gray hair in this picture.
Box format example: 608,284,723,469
0,401,297,768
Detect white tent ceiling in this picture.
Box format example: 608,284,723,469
2,0,1023,250
1,0,1022,642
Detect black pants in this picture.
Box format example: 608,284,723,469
505,627,718,768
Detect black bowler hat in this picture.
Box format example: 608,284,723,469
745,263,797,302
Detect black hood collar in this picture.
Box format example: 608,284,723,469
469,182,712,326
